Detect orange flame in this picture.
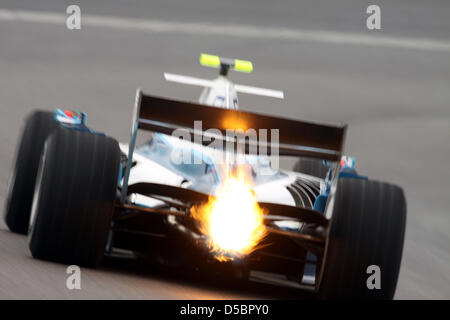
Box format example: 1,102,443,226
191,167,267,261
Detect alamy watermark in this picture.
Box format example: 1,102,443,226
170,121,280,175
366,5,381,30
66,265,81,290
66,5,81,30
366,265,381,290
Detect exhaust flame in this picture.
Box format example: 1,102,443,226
191,167,267,261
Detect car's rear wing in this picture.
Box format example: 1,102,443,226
121,89,347,201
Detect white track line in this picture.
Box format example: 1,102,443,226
1,9,450,53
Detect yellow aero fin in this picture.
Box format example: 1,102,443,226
199,53,253,74
234,59,253,73
199,53,221,68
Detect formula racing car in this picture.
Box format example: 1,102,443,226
4,54,406,299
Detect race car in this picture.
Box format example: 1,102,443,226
4,54,406,299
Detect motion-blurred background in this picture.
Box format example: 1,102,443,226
0,0,449,299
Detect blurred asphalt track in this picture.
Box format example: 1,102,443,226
0,0,449,299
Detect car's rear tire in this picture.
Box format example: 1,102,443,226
317,178,406,299
4,111,59,234
293,158,328,179
28,127,120,267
